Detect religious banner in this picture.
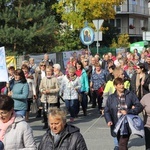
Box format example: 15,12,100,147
0,47,8,82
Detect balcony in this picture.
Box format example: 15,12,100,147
116,4,149,17
119,27,146,36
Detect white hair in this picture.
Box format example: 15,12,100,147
53,64,61,70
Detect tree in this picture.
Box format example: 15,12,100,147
110,33,130,48
0,0,59,54
53,0,125,30
101,21,120,47
53,24,82,52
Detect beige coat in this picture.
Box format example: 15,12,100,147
39,76,59,103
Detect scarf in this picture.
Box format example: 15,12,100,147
76,70,82,77
0,111,15,141
136,73,145,98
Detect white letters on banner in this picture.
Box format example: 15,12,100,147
0,47,9,82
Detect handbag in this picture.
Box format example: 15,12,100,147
31,100,38,114
98,86,104,97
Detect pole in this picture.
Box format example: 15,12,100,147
97,21,99,54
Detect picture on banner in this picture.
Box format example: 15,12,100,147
80,26,95,46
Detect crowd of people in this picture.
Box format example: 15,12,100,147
0,47,150,150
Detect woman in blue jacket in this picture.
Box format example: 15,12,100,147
8,69,29,117
75,61,89,116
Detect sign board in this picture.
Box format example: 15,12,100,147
94,31,102,41
93,19,104,30
143,32,150,41
80,26,95,46
130,41,148,53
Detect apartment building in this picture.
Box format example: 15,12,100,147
109,0,150,42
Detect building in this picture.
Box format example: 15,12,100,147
109,0,150,42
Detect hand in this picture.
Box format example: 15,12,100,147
90,88,94,91
120,110,127,115
8,91,12,96
42,91,47,94
33,95,37,100
85,92,88,95
107,121,113,127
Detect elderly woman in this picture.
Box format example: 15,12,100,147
0,95,37,149
60,66,81,122
39,65,59,129
8,69,29,117
90,63,107,113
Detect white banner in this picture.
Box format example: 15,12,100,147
0,47,8,82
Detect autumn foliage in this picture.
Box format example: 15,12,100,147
53,0,125,29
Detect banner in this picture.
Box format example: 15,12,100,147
6,56,16,69
63,50,83,68
0,47,8,82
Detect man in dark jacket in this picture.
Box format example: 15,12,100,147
38,108,88,150
104,77,143,150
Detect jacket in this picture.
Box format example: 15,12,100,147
130,73,150,97
12,81,29,111
103,80,130,107
39,76,59,103
80,69,89,93
140,93,150,128
104,89,143,137
114,114,144,138
38,124,87,150
3,114,37,150
60,75,81,100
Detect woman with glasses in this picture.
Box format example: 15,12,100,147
0,95,37,149
8,69,29,117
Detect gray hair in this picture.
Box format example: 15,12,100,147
53,64,61,70
48,108,67,123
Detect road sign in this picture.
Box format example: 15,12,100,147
93,19,104,30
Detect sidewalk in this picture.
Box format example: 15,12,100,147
29,106,145,150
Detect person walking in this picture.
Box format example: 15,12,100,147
39,65,59,129
60,66,81,122
104,77,143,150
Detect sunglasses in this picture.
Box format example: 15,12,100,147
41,65,46,67
136,67,141,69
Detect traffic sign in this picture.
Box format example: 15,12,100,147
93,19,104,30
